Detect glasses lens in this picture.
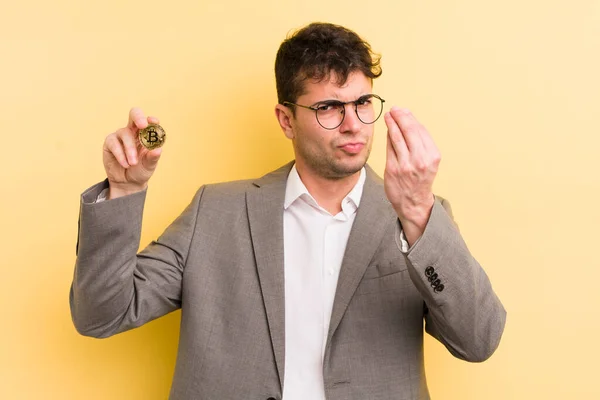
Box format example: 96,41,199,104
356,95,383,125
314,95,384,129
315,102,345,130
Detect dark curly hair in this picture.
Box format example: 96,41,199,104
275,22,382,111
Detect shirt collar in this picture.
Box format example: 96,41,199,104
284,164,366,212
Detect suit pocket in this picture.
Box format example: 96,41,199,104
361,259,407,280
355,261,407,296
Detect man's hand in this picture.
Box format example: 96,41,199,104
383,107,441,247
103,108,163,199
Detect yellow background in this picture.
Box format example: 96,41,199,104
2,0,599,398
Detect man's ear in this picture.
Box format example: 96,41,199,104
275,104,295,139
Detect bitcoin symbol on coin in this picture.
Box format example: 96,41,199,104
139,124,166,150
148,131,159,144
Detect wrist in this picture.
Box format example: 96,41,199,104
108,182,147,200
394,195,435,246
394,195,434,226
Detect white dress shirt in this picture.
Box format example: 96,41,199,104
281,165,366,400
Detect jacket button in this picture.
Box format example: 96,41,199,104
425,266,435,277
267,397,277,400
427,273,438,282
432,278,441,288
434,284,445,293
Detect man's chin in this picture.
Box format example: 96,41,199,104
328,158,368,179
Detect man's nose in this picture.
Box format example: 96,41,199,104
338,104,361,134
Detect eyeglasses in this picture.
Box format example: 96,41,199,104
282,94,386,130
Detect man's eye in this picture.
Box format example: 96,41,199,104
356,98,372,106
316,104,335,111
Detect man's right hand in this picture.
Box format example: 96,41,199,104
103,107,163,199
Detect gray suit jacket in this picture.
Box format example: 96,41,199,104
70,162,506,400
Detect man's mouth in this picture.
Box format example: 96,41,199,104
338,142,365,154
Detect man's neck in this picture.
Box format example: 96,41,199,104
295,163,362,215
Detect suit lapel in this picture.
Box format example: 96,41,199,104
326,166,397,346
246,162,396,385
246,162,294,389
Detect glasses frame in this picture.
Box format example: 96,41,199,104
282,94,386,130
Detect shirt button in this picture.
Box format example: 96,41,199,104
329,268,334,275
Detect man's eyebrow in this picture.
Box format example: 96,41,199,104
310,98,344,106
311,94,373,106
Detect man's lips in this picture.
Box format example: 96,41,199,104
338,142,365,154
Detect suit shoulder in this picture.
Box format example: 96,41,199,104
180,179,254,219
198,178,255,200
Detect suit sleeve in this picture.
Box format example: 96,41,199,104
398,196,506,362
69,179,205,338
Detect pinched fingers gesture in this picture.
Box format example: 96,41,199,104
383,107,441,244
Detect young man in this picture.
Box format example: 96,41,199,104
71,22,506,400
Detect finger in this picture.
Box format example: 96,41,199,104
386,128,398,164
142,147,162,171
127,107,148,130
118,129,139,165
419,126,439,155
420,132,440,162
398,109,440,162
147,115,160,125
384,111,409,160
389,107,425,153
105,136,130,168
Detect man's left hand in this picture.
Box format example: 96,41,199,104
383,107,441,247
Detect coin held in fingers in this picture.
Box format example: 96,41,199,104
139,124,166,150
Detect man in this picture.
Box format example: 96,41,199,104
70,22,506,400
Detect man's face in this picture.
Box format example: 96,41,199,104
283,71,375,180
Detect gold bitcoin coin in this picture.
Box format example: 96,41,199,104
139,123,166,150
